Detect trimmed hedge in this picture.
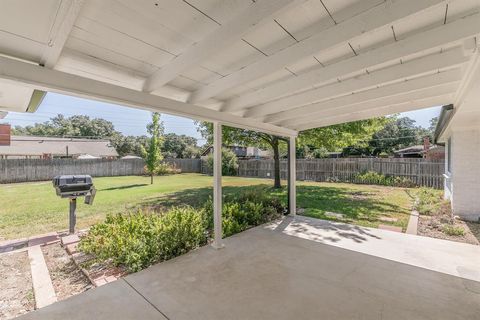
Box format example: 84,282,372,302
79,187,285,272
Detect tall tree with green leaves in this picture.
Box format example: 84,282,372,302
141,113,164,184
197,117,386,189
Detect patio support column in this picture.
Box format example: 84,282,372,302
289,136,296,216
212,122,224,249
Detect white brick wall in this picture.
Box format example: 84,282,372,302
449,129,480,221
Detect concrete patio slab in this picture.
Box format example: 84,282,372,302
17,279,167,320
18,216,480,320
271,216,480,282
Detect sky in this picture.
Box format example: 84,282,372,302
3,92,441,144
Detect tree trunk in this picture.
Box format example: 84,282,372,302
151,173,153,185
272,137,281,189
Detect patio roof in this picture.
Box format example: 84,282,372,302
1,0,479,137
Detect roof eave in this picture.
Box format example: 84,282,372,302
433,104,455,144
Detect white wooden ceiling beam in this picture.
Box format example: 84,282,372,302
224,11,480,112
188,0,447,104
267,68,463,125
244,47,467,118
40,0,85,68
288,83,458,129
0,55,297,137
296,94,454,131
143,0,305,93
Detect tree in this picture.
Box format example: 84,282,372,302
12,114,119,138
141,113,164,184
162,133,200,158
111,135,149,157
368,116,430,155
197,122,287,188
299,118,388,151
197,117,386,188
11,114,152,157
206,148,239,176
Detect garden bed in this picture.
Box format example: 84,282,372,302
41,243,92,301
415,188,480,245
0,251,34,320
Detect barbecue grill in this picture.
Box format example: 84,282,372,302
52,175,96,233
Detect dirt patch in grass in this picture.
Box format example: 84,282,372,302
418,213,480,246
41,244,92,301
0,251,34,320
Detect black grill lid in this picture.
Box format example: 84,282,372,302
53,175,93,187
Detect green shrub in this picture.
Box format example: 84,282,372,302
442,224,465,236
206,148,239,176
203,187,285,238
416,187,443,215
354,171,415,188
79,188,285,272
155,162,181,175
79,207,205,272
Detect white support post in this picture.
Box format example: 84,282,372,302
212,122,224,249
289,136,296,216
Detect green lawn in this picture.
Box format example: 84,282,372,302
0,174,414,240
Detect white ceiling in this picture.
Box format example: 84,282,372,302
0,0,479,135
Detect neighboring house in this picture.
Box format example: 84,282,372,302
394,138,445,160
0,130,118,159
201,145,271,159
394,145,425,158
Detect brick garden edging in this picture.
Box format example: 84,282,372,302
61,232,126,287
0,232,62,254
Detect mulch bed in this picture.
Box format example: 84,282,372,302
418,214,480,245
0,251,34,320
41,243,92,301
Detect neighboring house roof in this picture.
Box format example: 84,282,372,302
394,144,445,156
201,145,270,158
0,136,118,157
77,154,101,159
394,145,425,155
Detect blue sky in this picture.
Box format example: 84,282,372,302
4,92,441,144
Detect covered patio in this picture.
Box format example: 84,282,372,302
1,0,480,318
18,216,480,320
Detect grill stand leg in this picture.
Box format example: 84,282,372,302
69,198,77,234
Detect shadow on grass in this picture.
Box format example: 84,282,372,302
296,185,410,223
100,184,148,191
141,184,283,210
138,183,410,226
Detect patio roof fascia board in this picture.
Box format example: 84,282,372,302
223,10,480,113
188,0,447,104
0,55,297,138
143,0,306,93
244,47,468,119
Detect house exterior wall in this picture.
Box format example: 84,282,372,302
446,128,480,221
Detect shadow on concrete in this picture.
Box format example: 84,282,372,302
276,216,382,244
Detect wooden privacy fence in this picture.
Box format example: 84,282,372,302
1,158,445,188
164,158,201,173
0,158,201,183
237,158,445,189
